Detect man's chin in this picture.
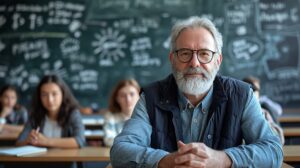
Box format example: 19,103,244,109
184,75,206,80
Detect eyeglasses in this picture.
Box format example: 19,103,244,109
174,48,216,64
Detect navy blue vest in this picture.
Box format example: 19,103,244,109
143,74,249,152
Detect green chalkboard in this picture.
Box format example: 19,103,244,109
0,0,300,109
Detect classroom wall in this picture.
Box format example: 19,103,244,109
0,0,299,109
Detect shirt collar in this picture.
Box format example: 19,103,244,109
178,86,214,111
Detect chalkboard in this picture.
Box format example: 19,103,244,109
0,0,299,109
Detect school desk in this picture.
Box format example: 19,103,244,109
281,162,293,168
283,145,300,163
0,146,110,162
0,145,297,167
283,127,300,137
0,129,21,146
0,146,110,168
283,127,300,145
279,113,300,127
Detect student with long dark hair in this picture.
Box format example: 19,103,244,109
0,85,28,132
16,74,85,148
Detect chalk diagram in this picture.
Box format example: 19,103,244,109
227,36,264,74
8,65,31,91
263,33,300,79
60,38,80,56
91,28,127,66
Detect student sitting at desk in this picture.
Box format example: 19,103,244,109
103,79,140,146
243,76,285,145
16,74,85,148
0,85,28,133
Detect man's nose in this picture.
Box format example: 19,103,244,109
189,52,201,67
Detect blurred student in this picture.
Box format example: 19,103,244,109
0,85,28,132
16,74,85,148
103,79,140,146
243,76,284,144
243,76,282,122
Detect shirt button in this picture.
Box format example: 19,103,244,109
188,104,193,109
202,109,206,113
207,134,212,139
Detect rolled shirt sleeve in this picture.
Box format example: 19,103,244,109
110,93,169,168
224,89,283,167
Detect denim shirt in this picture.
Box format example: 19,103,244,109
178,87,213,143
111,89,283,168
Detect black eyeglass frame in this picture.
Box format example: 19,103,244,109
174,48,217,64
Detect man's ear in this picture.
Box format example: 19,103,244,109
216,54,222,66
169,52,174,63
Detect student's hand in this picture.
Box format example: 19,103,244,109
24,129,39,145
26,129,48,147
30,131,49,147
175,141,232,168
0,106,12,118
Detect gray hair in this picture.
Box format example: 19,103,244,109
170,16,223,54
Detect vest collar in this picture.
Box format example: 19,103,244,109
156,75,183,141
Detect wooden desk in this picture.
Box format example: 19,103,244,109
0,129,105,147
283,127,300,137
0,146,110,162
280,116,300,123
0,131,19,141
279,114,300,127
85,135,103,140
283,145,300,162
0,130,20,146
282,162,293,168
83,114,105,146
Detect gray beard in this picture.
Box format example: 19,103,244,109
172,65,219,96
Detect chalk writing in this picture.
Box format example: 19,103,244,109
228,37,263,62
71,70,98,91
0,1,84,34
264,33,300,79
12,39,49,60
92,28,127,66
225,2,257,36
259,0,300,31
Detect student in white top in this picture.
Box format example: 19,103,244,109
103,79,140,146
16,74,85,148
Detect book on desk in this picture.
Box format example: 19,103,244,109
0,145,47,157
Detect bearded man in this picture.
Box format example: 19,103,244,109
110,16,283,168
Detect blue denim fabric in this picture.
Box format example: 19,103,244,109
178,87,213,143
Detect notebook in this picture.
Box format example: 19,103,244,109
0,146,47,157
